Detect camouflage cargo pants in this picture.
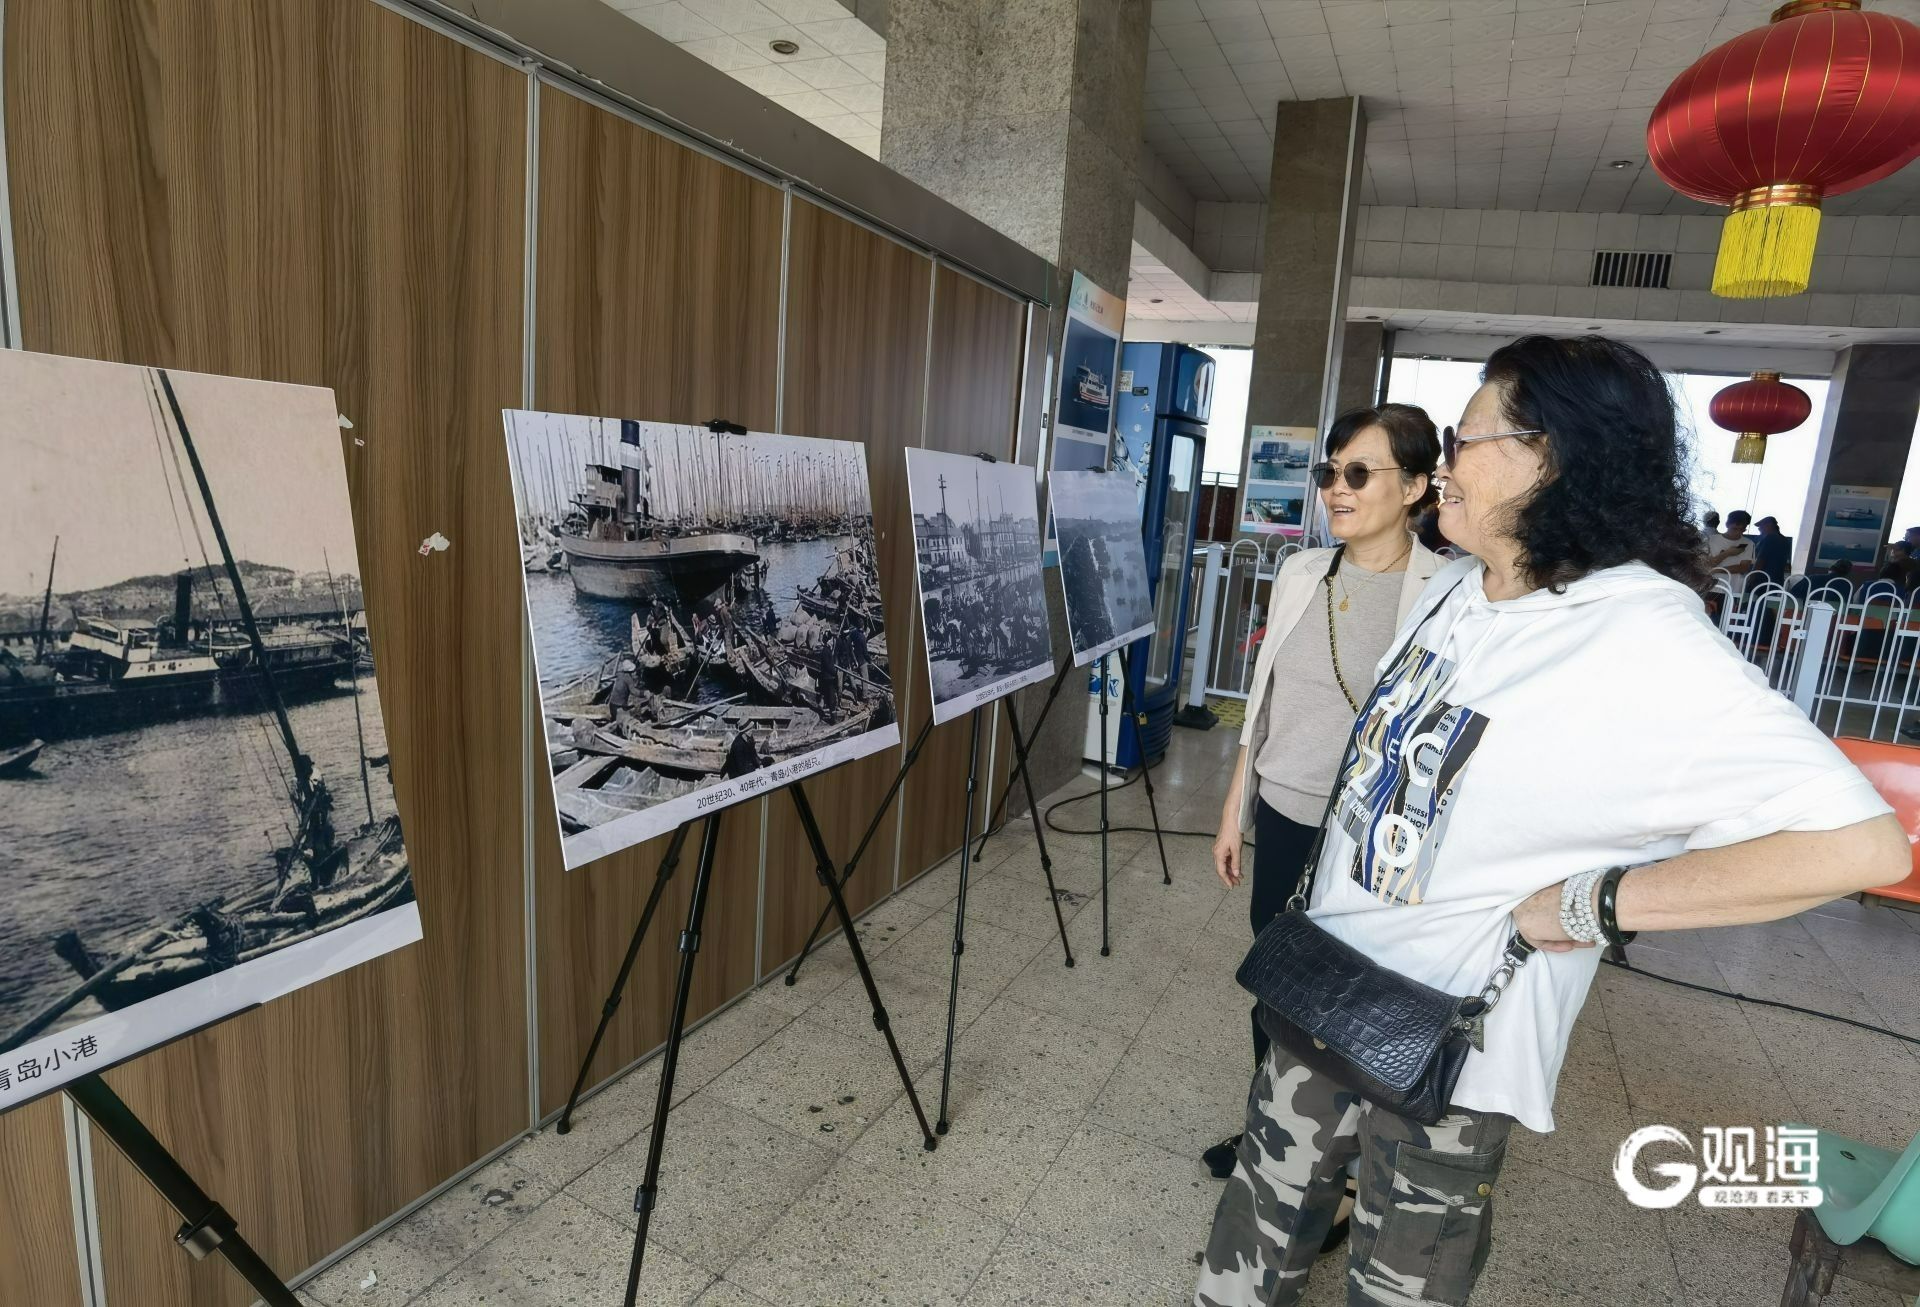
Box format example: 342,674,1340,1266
1194,1042,1512,1306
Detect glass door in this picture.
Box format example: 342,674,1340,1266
1146,432,1197,693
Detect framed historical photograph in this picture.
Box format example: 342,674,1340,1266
504,413,900,871
1050,469,1155,667
0,350,418,1112
905,450,1054,725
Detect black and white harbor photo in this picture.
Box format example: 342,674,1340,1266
1050,469,1155,667
505,414,901,870
905,450,1054,725
0,351,418,1106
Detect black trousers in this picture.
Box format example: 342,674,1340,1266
1249,798,1319,1069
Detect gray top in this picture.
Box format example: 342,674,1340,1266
1254,559,1405,825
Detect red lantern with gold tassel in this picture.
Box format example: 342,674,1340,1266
1710,372,1813,465
1647,0,1920,300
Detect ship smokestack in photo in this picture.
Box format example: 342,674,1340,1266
173,568,193,638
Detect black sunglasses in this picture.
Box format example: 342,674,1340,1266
1309,461,1402,491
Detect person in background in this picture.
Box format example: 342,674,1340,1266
1752,516,1791,587
1703,509,1721,538
1195,334,1908,1307
1206,403,1446,1247
1904,526,1920,552
1875,542,1912,596
1825,557,1859,604
1704,509,1756,575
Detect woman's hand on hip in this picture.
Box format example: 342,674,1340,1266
1214,819,1243,890
1513,882,1594,953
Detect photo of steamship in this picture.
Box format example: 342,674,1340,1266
0,351,417,1096
505,412,901,870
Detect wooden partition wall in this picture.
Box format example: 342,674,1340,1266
0,2,1038,1302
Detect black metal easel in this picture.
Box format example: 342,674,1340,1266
557,792,937,1305
65,1074,301,1307
935,707,985,1133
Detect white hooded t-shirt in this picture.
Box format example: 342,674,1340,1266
1304,557,1891,1133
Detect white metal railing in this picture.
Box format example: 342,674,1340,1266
1186,543,1920,746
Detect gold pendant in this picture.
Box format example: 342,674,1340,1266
1339,596,1350,612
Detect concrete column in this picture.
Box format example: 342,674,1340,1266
1336,320,1386,416
882,0,1149,799
1246,97,1366,537
1798,344,1920,573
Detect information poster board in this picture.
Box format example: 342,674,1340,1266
1046,271,1125,563
1240,424,1317,538
504,413,900,871
0,350,419,1111
1813,484,1892,569
906,450,1054,724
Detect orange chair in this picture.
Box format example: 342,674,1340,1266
1832,737,1920,910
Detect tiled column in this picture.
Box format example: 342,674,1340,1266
1799,344,1920,572
882,0,1150,799
1246,97,1367,536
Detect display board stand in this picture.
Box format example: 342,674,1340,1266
935,707,985,1133
556,792,936,1305
65,1074,300,1307
1116,646,1172,884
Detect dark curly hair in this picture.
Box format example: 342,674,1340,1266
1481,335,1707,593
1324,402,1440,521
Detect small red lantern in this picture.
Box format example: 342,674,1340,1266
1710,371,1813,465
1648,0,1920,299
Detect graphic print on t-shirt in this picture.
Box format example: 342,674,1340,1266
1333,642,1489,905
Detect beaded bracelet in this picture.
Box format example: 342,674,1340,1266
1558,868,1607,945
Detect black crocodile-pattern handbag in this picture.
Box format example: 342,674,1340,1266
1235,564,1533,1125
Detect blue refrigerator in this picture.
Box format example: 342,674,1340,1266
1086,342,1211,770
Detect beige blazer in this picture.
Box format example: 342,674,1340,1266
1234,537,1445,832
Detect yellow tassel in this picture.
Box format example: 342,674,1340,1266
1731,433,1769,465
1712,202,1820,299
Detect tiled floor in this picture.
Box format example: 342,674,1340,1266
300,725,1920,1307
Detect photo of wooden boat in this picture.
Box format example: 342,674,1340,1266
0,738,44,777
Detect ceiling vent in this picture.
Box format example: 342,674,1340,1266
1590,250,1671,290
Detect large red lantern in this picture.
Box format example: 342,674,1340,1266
1710,371,1813,465
1648,0,1920,299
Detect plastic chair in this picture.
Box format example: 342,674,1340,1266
1790,1127,1920,1263
1831,738,1920,908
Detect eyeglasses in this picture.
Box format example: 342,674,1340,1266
1442,425,1545,465
1309,462,1403,491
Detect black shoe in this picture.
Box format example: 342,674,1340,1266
1203,1134,1241,1179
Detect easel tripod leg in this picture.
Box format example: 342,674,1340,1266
785,713,936,987
1118,647,1172,885
1005,702,1074,968
787,782,938,1151
937,708,985,1134
557,820,693,1134
971,656,1074,864
65,1074,300,1307
1097,654,1112,958
625,810,724,1307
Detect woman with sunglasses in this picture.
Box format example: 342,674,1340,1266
1195,336,1906,1307
1202,404,1445,1211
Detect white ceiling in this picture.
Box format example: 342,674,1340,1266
1371,307,1920,348
603,0,886,156
1146,0,1920,214
1129,246,1258,321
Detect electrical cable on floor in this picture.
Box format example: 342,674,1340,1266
993,773,1920,1049
1602,954,1920,1047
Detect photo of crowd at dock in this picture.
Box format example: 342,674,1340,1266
907,451,1054,725
505,414,900,866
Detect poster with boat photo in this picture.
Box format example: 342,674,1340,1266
1044,271,1125,564
1050,469,1155,667
0,350,417,1112
906,450,1054,725
504,412,900,870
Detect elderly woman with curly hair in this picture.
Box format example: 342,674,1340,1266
1195,335,1909,1307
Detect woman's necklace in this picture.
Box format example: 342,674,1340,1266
1334,543,1410,612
